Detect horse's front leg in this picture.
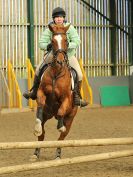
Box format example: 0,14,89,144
31,89,46,161
56,97,70,132
33,121,46,160
30,120,45,161
56,107,77,159
34,89,46,137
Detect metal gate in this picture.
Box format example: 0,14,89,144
0,69,10,108
0,0,28,78
0,0,132,77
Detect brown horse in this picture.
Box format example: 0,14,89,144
33,24,78,159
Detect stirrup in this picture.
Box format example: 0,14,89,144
79,99,88,107
23,92,30,100
74,99,88,107
74,93,88,107
23,90,37,100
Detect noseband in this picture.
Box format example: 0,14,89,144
52,49,68,66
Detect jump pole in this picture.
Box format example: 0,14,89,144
1,137,133,150
0,149,133,175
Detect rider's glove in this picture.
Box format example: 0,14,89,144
47,43,52,52
67,41,69,49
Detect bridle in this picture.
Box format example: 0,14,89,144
52,49,69,66
51,32,69,67
47,28,71,97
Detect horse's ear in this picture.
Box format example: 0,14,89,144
48,24,54,32
64,24,70,33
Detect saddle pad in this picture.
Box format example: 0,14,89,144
70,72,74,90
70,68,77,91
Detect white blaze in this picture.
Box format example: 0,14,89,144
54,35,62,49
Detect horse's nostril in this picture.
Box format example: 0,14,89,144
57,60,62,65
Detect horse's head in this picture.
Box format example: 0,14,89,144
48,24,70,66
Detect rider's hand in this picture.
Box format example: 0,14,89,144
47,43,52,52
67,41,69,48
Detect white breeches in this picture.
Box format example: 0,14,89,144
68,56,83,81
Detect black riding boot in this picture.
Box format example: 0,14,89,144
74,81,88,107
23,75,40,100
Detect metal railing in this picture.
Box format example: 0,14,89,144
27,58,37,109
0,69,10,108
79,59,93,105
7,60,22,108
0,0,28,78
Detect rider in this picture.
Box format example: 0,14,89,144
23,7,88,107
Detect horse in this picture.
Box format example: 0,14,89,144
32,24,78,160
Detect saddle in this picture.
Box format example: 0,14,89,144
39,63,78,91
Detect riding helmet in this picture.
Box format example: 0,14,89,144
52,7,66,18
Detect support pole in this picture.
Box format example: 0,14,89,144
130,0,133,65
27,0,34,67
109,0,116,75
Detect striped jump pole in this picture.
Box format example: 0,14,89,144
1,137,133,150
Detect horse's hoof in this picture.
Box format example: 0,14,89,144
29,155,39,162
34,119,42,137
55,156,61,160
58,126,66,133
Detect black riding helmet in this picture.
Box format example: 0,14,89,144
52,7,66,18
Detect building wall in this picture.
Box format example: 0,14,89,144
88,76,130,104
0,0,132,78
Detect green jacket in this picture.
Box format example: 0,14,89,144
39,22,80,57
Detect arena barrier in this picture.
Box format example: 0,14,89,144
7,60,22,108
0,137,133,175
27,58,37,109
79,59,93,105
